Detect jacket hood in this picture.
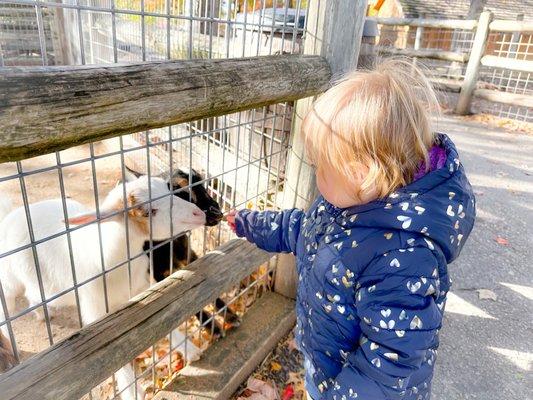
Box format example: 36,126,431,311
323,134,476,263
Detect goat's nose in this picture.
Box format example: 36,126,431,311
208,206,223,216
193,209,205,218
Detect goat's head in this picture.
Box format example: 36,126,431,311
68,176,206,240
125,166,223,227
168,168,223,227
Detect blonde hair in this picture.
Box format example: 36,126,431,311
303,58,441,200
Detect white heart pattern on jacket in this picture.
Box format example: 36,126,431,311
414,206,426,215
446,205,455,217
397,215,412,229
390,258,400,268
410,315,423,329
381,309,392,318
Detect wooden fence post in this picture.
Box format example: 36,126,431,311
274,0,368,299
412,13,425,68
358,19,379,69
456,11,493,115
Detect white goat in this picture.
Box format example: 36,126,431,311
0,175,205,400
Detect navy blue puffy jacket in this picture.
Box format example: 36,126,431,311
235,134,475,400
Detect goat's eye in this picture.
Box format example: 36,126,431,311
143,208,158,217
166,182,172,191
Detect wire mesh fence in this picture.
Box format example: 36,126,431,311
375,20,532,123
0,0,309,398
376,24,475,81
479,29,532,122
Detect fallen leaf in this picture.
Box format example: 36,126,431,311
477,289,498,301
281,384,295,400
286,338,298,352
246,377,278,400
495,237,509,246
286,371,302,386
174,358,184,372
286,371,306,395
270,361,282,372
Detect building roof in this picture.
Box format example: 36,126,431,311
400,0,532,21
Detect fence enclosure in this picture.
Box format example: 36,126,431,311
370,11,533,122
0,1,366,399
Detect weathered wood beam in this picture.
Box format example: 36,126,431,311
370,17,477,30
474,88,533,108
377,46,469,63
489,20,533,33
429,78,462,93
0,239,272,400
0,54,331,163
481,55,533,74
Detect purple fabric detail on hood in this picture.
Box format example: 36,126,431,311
414,145,447,181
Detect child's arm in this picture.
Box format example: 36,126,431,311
228,208,304,254
321,246,444,400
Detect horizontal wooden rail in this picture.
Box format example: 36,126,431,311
377,46,469,63
0,239,272,400
474,88,533,108
430,78,462,93
489,20,533,33
481,55,533,74
369,17,477,30
0,54,331,163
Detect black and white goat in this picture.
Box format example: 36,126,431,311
0,175,205,399
125,167,241,347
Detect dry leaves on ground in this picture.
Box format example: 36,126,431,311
233,333,305,400
495,236,510,246
477,289,498,301
455,113,533,135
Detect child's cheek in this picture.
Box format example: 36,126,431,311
316,170,336,203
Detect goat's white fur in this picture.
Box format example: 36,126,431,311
0,176,205,400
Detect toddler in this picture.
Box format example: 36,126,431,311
227,59,475,400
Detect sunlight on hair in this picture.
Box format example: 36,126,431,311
302,57,442,200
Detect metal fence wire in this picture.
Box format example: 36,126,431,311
376,21,532,123
0,1,309,398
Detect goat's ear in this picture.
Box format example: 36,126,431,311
124,165,143,182
67,211,99,225
67,204,119,225
171,176,189,189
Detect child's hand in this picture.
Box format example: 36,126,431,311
225,209,238,233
